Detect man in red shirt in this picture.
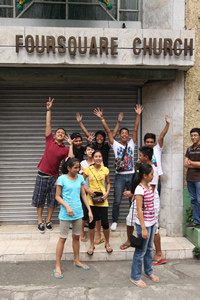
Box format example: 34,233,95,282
32,97,71,233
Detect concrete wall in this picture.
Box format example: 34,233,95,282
143,0,185,30
184,0,200,186
142,71,184,236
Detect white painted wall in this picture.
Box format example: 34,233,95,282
143,0,185,30
142,71,184,236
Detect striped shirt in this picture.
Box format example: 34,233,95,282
134,184,155,227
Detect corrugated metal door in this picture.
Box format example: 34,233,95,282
0,84,140,223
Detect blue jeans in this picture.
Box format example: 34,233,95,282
112,173,133,223
131,223,155,281
187,181,200,225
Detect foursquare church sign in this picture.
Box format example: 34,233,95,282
0,27,195,68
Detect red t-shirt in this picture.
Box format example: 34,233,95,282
37,133,69,177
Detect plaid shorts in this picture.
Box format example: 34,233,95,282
32,174,58,208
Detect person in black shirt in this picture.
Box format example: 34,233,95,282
76,112,123,167
70,132,85,162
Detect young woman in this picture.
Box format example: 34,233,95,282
54,158,93,279
83,150,113,255
130,163,159,288
79,144,95,242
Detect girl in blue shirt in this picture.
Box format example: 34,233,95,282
54,158,93,279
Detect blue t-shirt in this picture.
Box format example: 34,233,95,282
57,174,85,221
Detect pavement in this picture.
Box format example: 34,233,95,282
0,259,200,300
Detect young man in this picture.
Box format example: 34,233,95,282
32,97,72,233
93,105,143,231
70,132,85,162
184,128,200,227
144,114,170,191
76,111,124,167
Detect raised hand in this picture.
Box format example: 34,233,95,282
87,132,95,144
165,114,170,124
93,107,103,119
46,97,54,111
76,112,83,123
134,104,144,115
117,112,124,123
64,134,75,145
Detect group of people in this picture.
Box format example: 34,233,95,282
32,96,171,287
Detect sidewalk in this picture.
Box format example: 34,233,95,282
0,223,194,262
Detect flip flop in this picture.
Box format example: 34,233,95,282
152,259,167,265
87,246,95,256
53,269,63,279
94,238,105,245
74,264,90,270
145,273,160,282
130,278,147,288
105,246,113,253
120,243,130,250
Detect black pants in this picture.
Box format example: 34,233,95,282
89,206,109,230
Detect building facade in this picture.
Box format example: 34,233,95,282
0,0,195,236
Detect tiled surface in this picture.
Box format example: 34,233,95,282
0,224,194,262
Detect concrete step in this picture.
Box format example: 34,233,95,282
0,224,194,262
0,224,167,240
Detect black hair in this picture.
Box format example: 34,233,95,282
144,133,156,143
70,132,82,140
92,149,103,158
85,144,95,151
190,128,200,135
119,127,129,134
139,146,153,161
95,130,106,142
55,128,66,135
131,163,153,194
61,157,80,174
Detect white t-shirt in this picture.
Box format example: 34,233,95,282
111,139,135,175
153,144,163,176
80,160,90,188
150,164,160,209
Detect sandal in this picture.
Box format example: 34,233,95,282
53,269,63,279
130,278,147,288
87,247,95,256
94,238,105,245
120,243,130,250
145,273,160,282
105,246,113,253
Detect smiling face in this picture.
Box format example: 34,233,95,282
55,129,65,143
85,146,95,158
119,129,129,144
73,137,83,149
95,134,105,145
68,161,80,176
190,132,200,146
93,151,103,165
144,138,155,147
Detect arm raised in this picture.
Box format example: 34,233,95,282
93,107,114,145
132,104,144,144
158,114,170,148
45,97,54,137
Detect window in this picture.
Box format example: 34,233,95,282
0,0,141,22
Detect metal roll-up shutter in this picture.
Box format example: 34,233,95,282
0,84,140,223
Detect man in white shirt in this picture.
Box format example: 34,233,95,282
143,114,170,265
93,105,143,231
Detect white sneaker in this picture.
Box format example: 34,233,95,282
110,222,117,231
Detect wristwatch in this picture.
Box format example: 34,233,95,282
187,160,191,165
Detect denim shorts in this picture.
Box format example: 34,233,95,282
32,174,58,208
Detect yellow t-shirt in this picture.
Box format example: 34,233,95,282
84,165,109,207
